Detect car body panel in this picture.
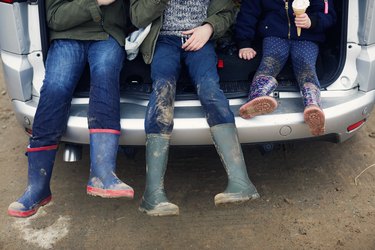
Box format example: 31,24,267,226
358,0,375,45
10,88,375,145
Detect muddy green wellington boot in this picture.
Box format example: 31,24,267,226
210,123,260,206
139,134,179,216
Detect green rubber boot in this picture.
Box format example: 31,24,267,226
210,123,260,206
139,134,179,216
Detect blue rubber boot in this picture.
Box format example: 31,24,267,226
8,145,57,217
87,130,134,198
139,134,179,216
210,124,260,206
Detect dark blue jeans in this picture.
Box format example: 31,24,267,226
30,37,125,148
145,35,234,134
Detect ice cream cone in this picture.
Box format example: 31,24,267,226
293,8,306,36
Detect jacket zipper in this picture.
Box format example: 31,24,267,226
284,0,291,39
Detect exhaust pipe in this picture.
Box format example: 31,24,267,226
63,143,82,162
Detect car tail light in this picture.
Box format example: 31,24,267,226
0,0,14,3
347,119,366,132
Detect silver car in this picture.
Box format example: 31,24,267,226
0,0,374,160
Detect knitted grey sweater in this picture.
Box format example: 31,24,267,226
160,0,210,37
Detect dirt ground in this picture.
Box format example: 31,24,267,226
0,62,375,250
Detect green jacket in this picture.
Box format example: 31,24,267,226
130,0,235,64
46,0,127,46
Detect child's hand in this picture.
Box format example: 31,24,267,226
295,13,311,29
181,24,213,51
239,48,257,60
97,0,116,6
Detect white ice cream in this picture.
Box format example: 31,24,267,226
292,0,310,10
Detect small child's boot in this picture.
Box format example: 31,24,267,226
301,83,325,136
239,75,278,119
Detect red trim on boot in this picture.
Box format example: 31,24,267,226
89,129,121,135
86,186,134,199
7,196,52,218
27,145,58,152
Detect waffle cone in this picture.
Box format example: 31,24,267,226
293,8,306,36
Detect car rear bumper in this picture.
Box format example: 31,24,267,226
11,89,375,145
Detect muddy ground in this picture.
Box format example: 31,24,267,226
0,62,374,250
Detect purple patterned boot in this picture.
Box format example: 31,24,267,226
239,75,278,119
301,83,325,136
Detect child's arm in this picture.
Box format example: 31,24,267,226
129,0,169,29
204,0,236,40
46,0,105,31
181,24,213,52
295,13,312,30
239,48,257,61
235,0,262,56
301,0,337,33
181,0,235,52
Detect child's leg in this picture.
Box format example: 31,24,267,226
140,36,181,216
291,40,325,136
8,40,87,217
183,41,234,127
145,36,181,135
240,37,290,119
184,42,259,205
86,37,134,198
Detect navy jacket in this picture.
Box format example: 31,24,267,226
235,0,337,49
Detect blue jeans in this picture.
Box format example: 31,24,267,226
145,35,234,134
30,37,125,148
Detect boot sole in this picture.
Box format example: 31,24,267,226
304,105,325,136
239,96,278,119
87,186,134,199
8,195,52,218
214,193,260,207
139,202,179,216
139,207,179,217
